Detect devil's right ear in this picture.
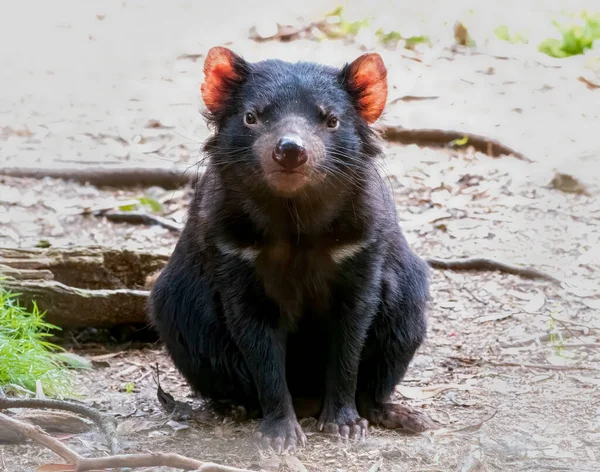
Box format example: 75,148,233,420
201,47,248,115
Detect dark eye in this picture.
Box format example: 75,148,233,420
244,112,257,126
326,116,339,129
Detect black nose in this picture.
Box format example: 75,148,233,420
272,136,308,170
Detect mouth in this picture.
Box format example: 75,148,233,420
266,170,310,194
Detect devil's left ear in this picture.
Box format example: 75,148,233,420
201,46,248,115
340,53,388,124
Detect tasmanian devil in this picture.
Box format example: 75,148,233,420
149,46,435,452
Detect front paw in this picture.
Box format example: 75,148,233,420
317,404,368,440
254,416,306,453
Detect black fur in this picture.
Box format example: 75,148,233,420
149,52,430,448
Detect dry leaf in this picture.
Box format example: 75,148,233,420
523,292,545,313
259,456,281,470
583,299,600,310
549,172,588,195
35,380,46,399
88,351,124,361
176,53,203,62
572,376,600,387
578,76,600,90
401,209,451,229
542,444,575,459
546,353,575,366
452,411,497,433
114,365,139,379
166,420,189,432
396,383,466,399
284,456,308,472
454,21,471,46
368,458,384,472
477,313,513,323
116,419,156,435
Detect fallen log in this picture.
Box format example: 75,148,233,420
0,247,168,328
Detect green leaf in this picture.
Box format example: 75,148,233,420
538,11,600,58
451,136,469,147
376,29,403,44
325,5,344,18
494,25,510,41
405,35,430,49
118,203,138,212
138,197,162,213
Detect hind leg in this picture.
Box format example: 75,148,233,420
149,260,260,415
356,251,437,432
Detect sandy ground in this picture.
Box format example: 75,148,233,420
1,1,600,471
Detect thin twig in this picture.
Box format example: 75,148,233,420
488,362,596,371
426,257,559,283
381,125,530,161
0,412,252,472
98,211,184,232
0,397,120,454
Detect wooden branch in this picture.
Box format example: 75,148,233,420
488,362,597,371
425,257,559,283
0,412,251,471
100,211,184,232
381,125,531,161
0,397,120,454
0,166,195,189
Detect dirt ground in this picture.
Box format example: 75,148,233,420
1,1,600,471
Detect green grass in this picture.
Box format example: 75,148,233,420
0,284,74,397
539,11,600,58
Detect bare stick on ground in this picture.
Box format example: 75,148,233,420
0,166,196,189
381,126,530,161
425,257,559,283
99,211,184,232
0,412,252,472
488,362,597,371
0,397,120,454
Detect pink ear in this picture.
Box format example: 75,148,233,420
346,53,388,124
201,47,243,114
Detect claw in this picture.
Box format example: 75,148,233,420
256,417,306,454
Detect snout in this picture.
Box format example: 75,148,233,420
272,136,308,170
